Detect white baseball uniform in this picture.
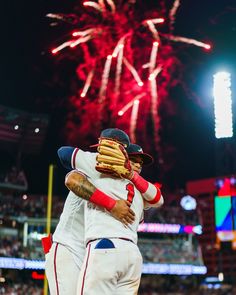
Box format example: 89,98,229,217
45,191,85,295
45,146,159,295
44,148,142,295
71,148,144,295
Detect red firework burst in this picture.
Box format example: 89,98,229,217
47,0,210,153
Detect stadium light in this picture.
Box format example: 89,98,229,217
213,71,233,139
180,195,197,210
218,272,224,282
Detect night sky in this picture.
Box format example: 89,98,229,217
0,0,236,195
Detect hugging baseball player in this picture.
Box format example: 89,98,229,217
43,128,164,295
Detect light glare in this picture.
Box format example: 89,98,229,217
213,71,233,139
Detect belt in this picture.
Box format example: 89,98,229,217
86,237,134,248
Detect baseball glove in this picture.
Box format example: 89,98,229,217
96,138,133,178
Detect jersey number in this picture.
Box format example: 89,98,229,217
126,183,135,204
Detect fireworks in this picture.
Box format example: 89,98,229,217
48,0,211,152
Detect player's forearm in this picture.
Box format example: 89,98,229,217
130,172,164,207
65,171,96,200
65,171,116,211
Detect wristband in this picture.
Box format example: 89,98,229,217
90,189,116,211
130,171,149,193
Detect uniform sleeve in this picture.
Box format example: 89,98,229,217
57,146,100,179
130,172,164,208
57,146,75,170
143,195,164,209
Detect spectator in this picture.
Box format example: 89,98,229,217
4,166,18,184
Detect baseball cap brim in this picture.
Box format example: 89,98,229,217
89,143,100,148
128,152,154,166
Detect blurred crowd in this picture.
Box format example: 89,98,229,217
138,288,236,295
138,275,235,295
0,236,202,263
0,166,28,190
0,237,44,260
138,238,202,265
1,285,235,295
0,237,22,258
0,283,42,295
0,276,235,295
144,206,200,225
0,194,64,219
0,193,199,224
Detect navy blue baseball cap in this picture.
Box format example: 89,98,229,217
126,143,154,166
90,128,130,148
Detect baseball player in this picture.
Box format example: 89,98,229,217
61,131,163,294
44,129,136,295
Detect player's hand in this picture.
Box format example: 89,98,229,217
110,200,135,225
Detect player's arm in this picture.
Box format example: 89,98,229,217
129,172,164,208
58,146,99,179
65,170,135,226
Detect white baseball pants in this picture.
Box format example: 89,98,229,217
77,238,143,295
45,243,80,295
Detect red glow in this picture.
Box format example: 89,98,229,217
51,49,58,54
159,18,165,23
32,272,45,280
204,44,211,50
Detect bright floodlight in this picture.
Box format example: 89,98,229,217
180,195,197,210
213,72,233,139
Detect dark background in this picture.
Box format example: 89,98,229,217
0,0,236,195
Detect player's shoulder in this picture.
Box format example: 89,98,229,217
75,149,97,164
77,149,97,158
